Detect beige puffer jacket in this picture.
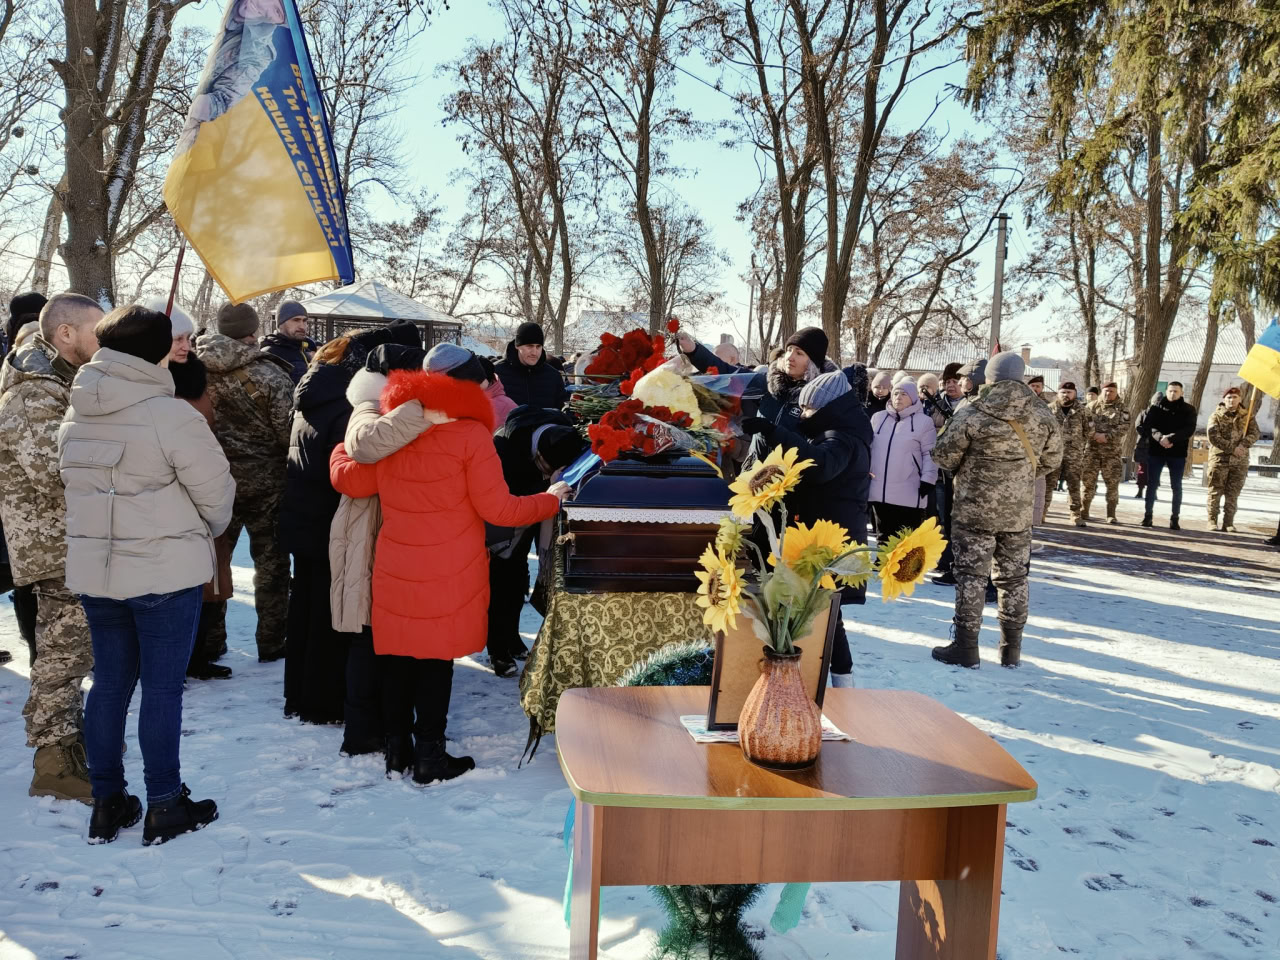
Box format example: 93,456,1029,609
57,348,235,600
329,368,432,632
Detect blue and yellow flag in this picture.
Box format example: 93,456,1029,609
163,0,355,303
1238,317,1280,399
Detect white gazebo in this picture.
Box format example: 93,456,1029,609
293,279,463,347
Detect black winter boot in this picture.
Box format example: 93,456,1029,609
999,623,1023,668
932,624,980,669
385,734,413,778
1169,515,1180,530
142,785,218,846
412,739,475,785
88,790,142,844
1140,512,1153,527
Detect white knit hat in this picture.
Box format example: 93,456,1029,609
139,295,194,338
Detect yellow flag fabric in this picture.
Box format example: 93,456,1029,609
163,1,353,303
1237,319,1280,400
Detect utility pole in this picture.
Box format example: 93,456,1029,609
746,253,757,360
988,213,1009,355
1110,329,1119,383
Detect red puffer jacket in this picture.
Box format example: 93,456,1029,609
329,370,560,659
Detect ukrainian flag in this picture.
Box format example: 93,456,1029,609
163,0,355,303
1238,317,1280,399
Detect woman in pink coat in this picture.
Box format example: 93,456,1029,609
869,380,937,538
329,365,568,784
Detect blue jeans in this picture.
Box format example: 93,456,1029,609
81,587,202,803
1144,454,1186,518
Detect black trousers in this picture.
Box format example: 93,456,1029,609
188,601,223,669
380,656,454,746
284,552,348,724
343,627,384,747
873,503,925,540
487,529,535,660
12,583,37,662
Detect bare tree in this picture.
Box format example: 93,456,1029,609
608,199,726,320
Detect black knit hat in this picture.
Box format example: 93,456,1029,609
9,291,47,321
515,321,544,346
941,362,963,382
95,305,173,365
785,326,828,368
445,354,487,384
537,425,586,470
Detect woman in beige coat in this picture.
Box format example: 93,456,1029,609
58,305,235,846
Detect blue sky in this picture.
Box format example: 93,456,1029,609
183,0,1057,355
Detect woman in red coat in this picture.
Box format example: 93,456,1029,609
329,364,568,784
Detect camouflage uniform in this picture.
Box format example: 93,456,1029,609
196,334,294,659
1206,401,1260,528
1082,395,1129,520
932,379,1063,633
0,337,92,746
1044,398,1090,522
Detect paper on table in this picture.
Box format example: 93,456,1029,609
679,714,853,744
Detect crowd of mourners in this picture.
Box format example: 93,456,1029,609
0,290,1268,847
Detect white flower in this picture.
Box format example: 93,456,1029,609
633,367,700,419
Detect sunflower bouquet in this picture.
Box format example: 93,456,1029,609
695,445,947,652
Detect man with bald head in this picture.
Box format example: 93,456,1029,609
0,292,103,802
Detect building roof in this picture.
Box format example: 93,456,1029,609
1160,324,1251,366
871,337,987,372
296,279,461,327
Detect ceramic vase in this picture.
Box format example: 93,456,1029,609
738,646,822,769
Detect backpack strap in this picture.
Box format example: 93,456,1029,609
1005,419,1038,474
232,367,269,416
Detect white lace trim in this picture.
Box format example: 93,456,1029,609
565,506,728,524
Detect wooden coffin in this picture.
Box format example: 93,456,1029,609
564,455,731,593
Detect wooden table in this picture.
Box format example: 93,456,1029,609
556,686,1037,960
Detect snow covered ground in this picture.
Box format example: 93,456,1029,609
0,475,1277,960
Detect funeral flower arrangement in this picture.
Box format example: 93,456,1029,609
695,445,947,649
571,317,744,463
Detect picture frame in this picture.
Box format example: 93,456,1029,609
705,593,839,730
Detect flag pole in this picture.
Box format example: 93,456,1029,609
1243,383,1260,434
164,236,188,317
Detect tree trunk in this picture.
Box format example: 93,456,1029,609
32,179,67,296
1185,300,1220,476
1234,294,1256,350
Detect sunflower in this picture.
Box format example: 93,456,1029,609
714,515,749,560
877,515,947,601
768,519,849,590
694,545,746,634
727,445,813,519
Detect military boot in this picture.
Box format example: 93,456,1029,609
999,623,1023,668
931,623,980,669
30,738,93,804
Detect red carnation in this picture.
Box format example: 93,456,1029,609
666,317,680,333
707,366,720,375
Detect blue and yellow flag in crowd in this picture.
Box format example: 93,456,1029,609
1237,317,1280,399
163,0,355,303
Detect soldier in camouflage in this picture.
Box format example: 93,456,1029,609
1206,386,1260,532
1044,382,1090,526
1082,382,1129,524
929,351,1063,669
196,303,295,661
0,293,103,802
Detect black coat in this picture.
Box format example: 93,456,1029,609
494,340,568,410
261,332,318,385
279,363,354,554
767,390,873,604
1139,394,1197,459
742,363,807,467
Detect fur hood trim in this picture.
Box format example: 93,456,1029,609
381,369,496,433
346,367,388,408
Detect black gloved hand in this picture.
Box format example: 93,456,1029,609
741,417,773,437
919,481,935,498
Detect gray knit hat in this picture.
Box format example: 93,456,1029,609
987,351,1026,383
277,300,307,324
424,341,473,373
798,370,850,411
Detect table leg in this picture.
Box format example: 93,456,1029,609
570,800,602,960
895,804,1006,960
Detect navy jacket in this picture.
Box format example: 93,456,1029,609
261,332,317,385
494,340,568,410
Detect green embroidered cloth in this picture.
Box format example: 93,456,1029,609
519,541,711,735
